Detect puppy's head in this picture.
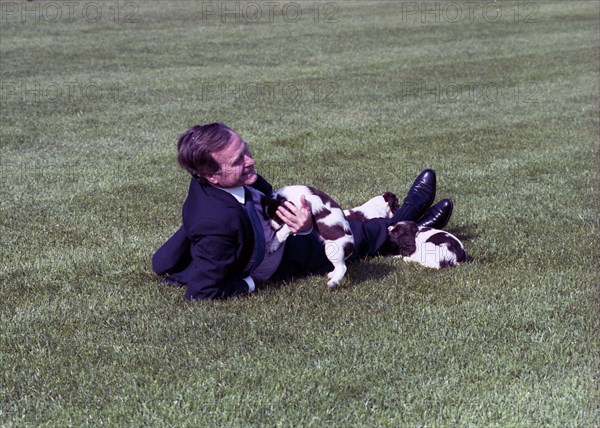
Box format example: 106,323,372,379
261,194,287,228
388,221,419,257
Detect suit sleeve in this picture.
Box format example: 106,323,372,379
152,226,190,276
183,218,251,300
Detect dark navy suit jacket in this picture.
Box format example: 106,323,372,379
152,175,392,300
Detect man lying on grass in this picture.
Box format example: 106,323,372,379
152,123,453,300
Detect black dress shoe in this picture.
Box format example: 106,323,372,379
388,169,436,224
416,198,453,229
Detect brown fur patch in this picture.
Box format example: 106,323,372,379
309,187,343,209
426,232,467,263
343,241,354,259
345,210,367,222
316,222,347,241
313,207,332,221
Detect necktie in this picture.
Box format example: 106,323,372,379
244,187,265,274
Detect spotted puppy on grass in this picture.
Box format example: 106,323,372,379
388,221,467,268
344,192,399,222
261,186,354,288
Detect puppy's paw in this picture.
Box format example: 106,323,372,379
327,278,340,288
326,266,346,288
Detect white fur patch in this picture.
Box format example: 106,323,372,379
344,194,393,220
405,229,457,268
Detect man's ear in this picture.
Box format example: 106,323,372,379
204,174,219,185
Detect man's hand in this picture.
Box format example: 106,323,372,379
276,195,312,234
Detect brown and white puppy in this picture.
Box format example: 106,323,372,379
344,192,399,222
261,185,354,288
388,221,467,268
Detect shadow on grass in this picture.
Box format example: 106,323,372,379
346,261,396,284
447,223,481,264
447,223,480,243
259,259,397,294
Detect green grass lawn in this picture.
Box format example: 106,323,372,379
1,0,598,426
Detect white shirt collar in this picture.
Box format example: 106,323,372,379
215,185,245,204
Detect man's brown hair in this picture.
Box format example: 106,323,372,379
176,122,234,182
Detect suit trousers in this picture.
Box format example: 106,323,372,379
271,218,392,281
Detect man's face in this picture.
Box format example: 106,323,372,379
205,132,257,188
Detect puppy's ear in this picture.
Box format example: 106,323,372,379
260,195,270,217
389,221,417,256
406,221,419,236
263,195,286,225
383,192,399,214
267,199,279,220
